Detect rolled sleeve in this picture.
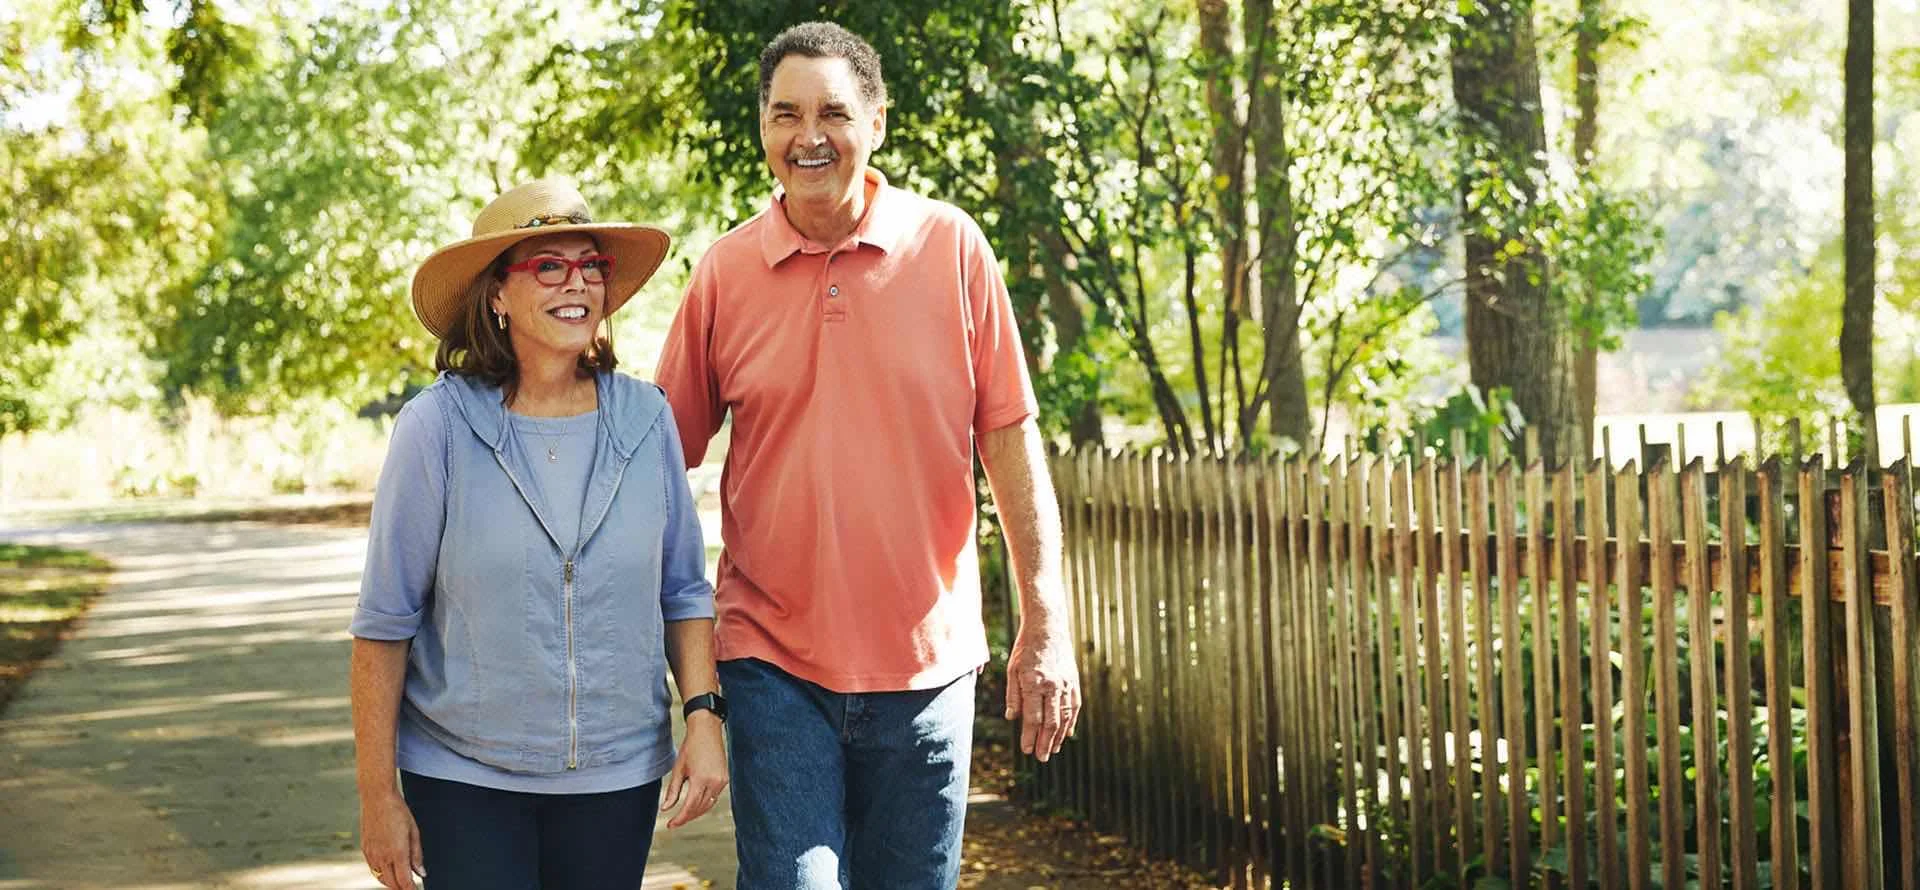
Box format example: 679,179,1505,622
657,412,715,622
349,394,448,640
350,602,428,640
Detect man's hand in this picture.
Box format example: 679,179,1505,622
660,714,729,828
1004,629,1082,762
360,793,424,890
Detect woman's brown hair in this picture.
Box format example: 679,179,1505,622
433,247,619,404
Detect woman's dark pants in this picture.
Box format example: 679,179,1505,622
400,771,663,890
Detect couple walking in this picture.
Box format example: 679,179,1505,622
346,22,1083,890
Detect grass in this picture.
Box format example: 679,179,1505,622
0,543,111,714
3,493,375,529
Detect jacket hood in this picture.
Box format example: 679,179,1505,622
433,370,667,461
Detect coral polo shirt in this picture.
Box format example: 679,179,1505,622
655,169,1037,693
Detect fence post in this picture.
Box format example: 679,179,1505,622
1468,462,1500,876
1615,462,1654,890
1558,465,1590,889
1800,461,1842,890
1347,457,1382,886
1148,450,1176,864
1722,460,1761,890
1394,458,1426,888
1442,453,1473,881
1758,460,1801,890
1647,457,1686,890
1416,457,1449,879
1683,461,1724,885
1281,458,1312,887
1588,461,1622,890
1840,463,1886,889
1529,460,1562,882
1882,460,1920,889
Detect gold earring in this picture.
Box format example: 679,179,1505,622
495,311,507,330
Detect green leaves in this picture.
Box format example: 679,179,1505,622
0,3,218,432
153,0,575,412
1362,383,1528,460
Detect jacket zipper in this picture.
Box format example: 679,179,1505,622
491,418,638,772
564,560,578,769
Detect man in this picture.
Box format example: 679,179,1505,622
654,20,1082,890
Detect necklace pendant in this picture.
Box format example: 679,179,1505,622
546,448,558,463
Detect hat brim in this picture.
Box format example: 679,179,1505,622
410,223,671,340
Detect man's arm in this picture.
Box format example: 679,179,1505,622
654,263,726,469
978,417,1082,762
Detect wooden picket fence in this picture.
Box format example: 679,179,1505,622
1027,447,1920,890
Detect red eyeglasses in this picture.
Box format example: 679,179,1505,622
502,254,615,286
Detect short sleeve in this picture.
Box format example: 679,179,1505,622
654,258,727,468
963,217,1039,433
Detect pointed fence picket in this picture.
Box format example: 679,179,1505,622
1029,445,1920,889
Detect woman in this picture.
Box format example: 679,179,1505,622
348,179,726,890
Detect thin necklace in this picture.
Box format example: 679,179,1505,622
527,422,564,463
514,384,590,463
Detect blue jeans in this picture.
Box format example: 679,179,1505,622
400,772,661,890
720,658,975,890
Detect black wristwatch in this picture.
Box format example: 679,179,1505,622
683,692,728,723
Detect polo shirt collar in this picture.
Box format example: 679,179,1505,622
759,168,903,268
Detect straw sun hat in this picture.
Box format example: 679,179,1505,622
410,179,670,339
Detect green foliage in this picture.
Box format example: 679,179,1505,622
1549,179,1658,349
535,0,1107,435
153,1,576,412
6,0,1908,478
1361,383,1527,460
1697,172,1920,453
0,5,218,433
1696,245,1849,448
1352,581,1818,889
1028,0,1465,454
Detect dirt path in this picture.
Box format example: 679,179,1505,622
0,518,731,889
0,513,1215,889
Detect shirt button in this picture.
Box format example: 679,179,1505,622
828,285,840,297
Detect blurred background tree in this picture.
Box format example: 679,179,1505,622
2,0,1912,469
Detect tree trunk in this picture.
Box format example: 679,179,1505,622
991,146,1106,449
1039,232,1105,447
1451,0,1572,462
1198,0,1249,449
1842,0,1877,465
1246,0,1313,451
980,18,1104,449
1572,0,1601,460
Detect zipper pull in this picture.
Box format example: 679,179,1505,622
565,561,574,584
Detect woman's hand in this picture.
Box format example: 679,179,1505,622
360,793,425,889
659,714,729,828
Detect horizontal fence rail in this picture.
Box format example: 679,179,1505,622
1025,449,1920,890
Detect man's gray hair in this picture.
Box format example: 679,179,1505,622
757,21,889,110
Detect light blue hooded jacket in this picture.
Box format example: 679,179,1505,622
350,370,713,777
